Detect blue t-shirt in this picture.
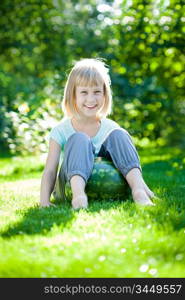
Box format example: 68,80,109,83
48,117,123,167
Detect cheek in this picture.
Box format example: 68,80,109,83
99,96,105,104
97,94,103,99
75,96,83,106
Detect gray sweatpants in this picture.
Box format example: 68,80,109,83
53,129,141,201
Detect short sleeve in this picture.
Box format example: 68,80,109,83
48,126,66,148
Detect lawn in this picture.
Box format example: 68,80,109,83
0,147,185,278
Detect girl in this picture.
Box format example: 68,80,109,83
40,58,155,209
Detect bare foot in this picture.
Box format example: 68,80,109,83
142,180,155,199
132,188,155,206
72,194,88,210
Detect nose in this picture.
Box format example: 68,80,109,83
86,93,96,103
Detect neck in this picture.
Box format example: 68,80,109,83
72,116,100,126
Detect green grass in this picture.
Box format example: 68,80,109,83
0,147,185,278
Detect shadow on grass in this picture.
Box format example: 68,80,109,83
1,155,185,237
143,158,185,231
1,194,184,239
0,198,132,238
1,203,75,238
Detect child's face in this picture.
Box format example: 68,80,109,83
75,84,105,120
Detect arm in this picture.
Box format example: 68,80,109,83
40,138,61,207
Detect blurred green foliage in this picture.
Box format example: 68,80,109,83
0,0,184,155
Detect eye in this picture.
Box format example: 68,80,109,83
81,91,87,94
94,90,101,94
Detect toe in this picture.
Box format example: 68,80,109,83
72,195,88,210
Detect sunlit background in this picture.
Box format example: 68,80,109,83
0,0,184,155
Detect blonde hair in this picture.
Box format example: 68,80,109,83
62,58,112,119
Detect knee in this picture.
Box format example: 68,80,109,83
68,132,91,143
108,128,130,142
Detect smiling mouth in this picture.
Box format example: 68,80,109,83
84,105,97,109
